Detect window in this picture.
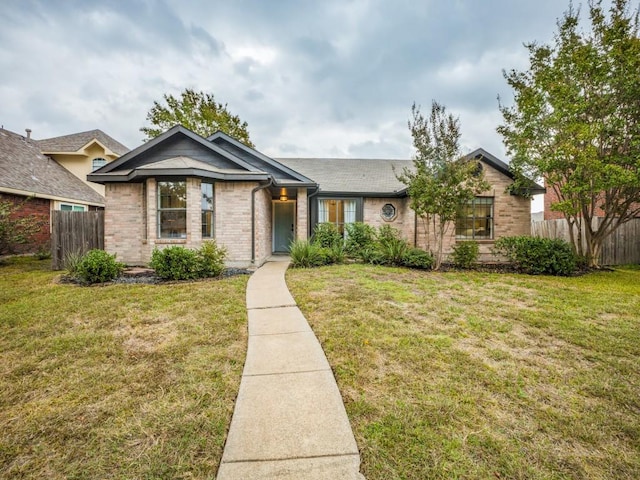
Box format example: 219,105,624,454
318,199,357,235
92,157,107,171
158,181,187,238
201,182,214,238
456,197,493,239
60,203,87,212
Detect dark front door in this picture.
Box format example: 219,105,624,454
273,202,295,253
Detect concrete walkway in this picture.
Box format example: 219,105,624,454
217,259,364,480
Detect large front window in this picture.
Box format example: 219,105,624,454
201,182,214,238
158,181,187,238
318,199,357,235
456,197,493,239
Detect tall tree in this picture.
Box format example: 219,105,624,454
498,0,640,267
397,101,489,270
141,88,254,147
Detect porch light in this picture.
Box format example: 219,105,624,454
280,195,288,201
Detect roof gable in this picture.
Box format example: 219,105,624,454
0,128,105,205
92,126,317,186
37,129,129,156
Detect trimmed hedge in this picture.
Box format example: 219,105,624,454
74,249,124,284
150,241,227,280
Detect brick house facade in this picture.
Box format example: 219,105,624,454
90,126,541,267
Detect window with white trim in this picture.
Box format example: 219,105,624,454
456,197,494,239
318,199,357,235
92,157,107,171
60,203,87,212
158,181,187,238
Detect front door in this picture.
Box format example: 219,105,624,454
273,201,295,253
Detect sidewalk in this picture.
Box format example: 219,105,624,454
217,260,364,479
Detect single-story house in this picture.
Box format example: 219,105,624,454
0,127,111,253
88,125,542,267
89,125,543,267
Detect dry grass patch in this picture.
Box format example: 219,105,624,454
287,264,640,480
0,257,248,479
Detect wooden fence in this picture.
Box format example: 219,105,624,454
531,218,640,265
51,211,104,270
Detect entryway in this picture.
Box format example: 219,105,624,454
272,201,295,253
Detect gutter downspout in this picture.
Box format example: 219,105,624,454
306,185,321,238
251,178,273,265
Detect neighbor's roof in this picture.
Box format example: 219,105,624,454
276,158,412,195
0,128,105,205
37,129,129,156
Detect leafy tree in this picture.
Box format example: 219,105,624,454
0,199,46,255
141,88,254,146
397,101,489,270
498,0,640,267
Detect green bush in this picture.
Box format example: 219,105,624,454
74,249,124,284
312,222,343,249
494,236,577,276
198,240,227,277
290,239,325,268
376,225,408,266
345,222,376,256
401,248,434,269
151,246,201,280
451,241,479,269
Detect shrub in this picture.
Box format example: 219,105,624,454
345,222,376,256
401,248,434,269
376,225,408,266
64,250,84,276
451,241,479,269
290,239,325,268
151,246,201,280
198,240,227,277
312,222,343,249
74,249,124,284
494,236,577,276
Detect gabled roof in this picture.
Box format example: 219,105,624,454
89,125,316,186
276,158,411,196
37,129,129,156
0,128,105,205
277,148,544,197
469,148,545,194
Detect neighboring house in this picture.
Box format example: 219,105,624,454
89,125,543,267
544,183,640,220
37,129,129,196
0,128,108,253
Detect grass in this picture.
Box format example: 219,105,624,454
286,264,640,480
0,256,248,479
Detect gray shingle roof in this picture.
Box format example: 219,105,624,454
0,128,105,205
37,129,129,156
275,158,412,194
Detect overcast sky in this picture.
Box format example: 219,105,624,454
0,0,612,211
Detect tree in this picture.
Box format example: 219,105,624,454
140,88,254,147
0,199,46,255
397,101,489,270
498,0,640,267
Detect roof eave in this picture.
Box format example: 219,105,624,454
88,168,271,184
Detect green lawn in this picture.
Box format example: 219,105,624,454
287,264,640,480
0,257,248,479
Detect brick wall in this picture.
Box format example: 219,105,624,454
363,197,415,243
412,160,532,262
104,183,144,263
254,187,272,266
215,181,258,267
0,192,50,254
296,188,308,240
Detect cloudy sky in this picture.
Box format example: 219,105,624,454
0,0,601,210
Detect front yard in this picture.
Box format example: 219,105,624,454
0,257,248,479
287,264,640,480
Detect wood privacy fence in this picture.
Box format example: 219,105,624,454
531,218,640,265
51,211,104,270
